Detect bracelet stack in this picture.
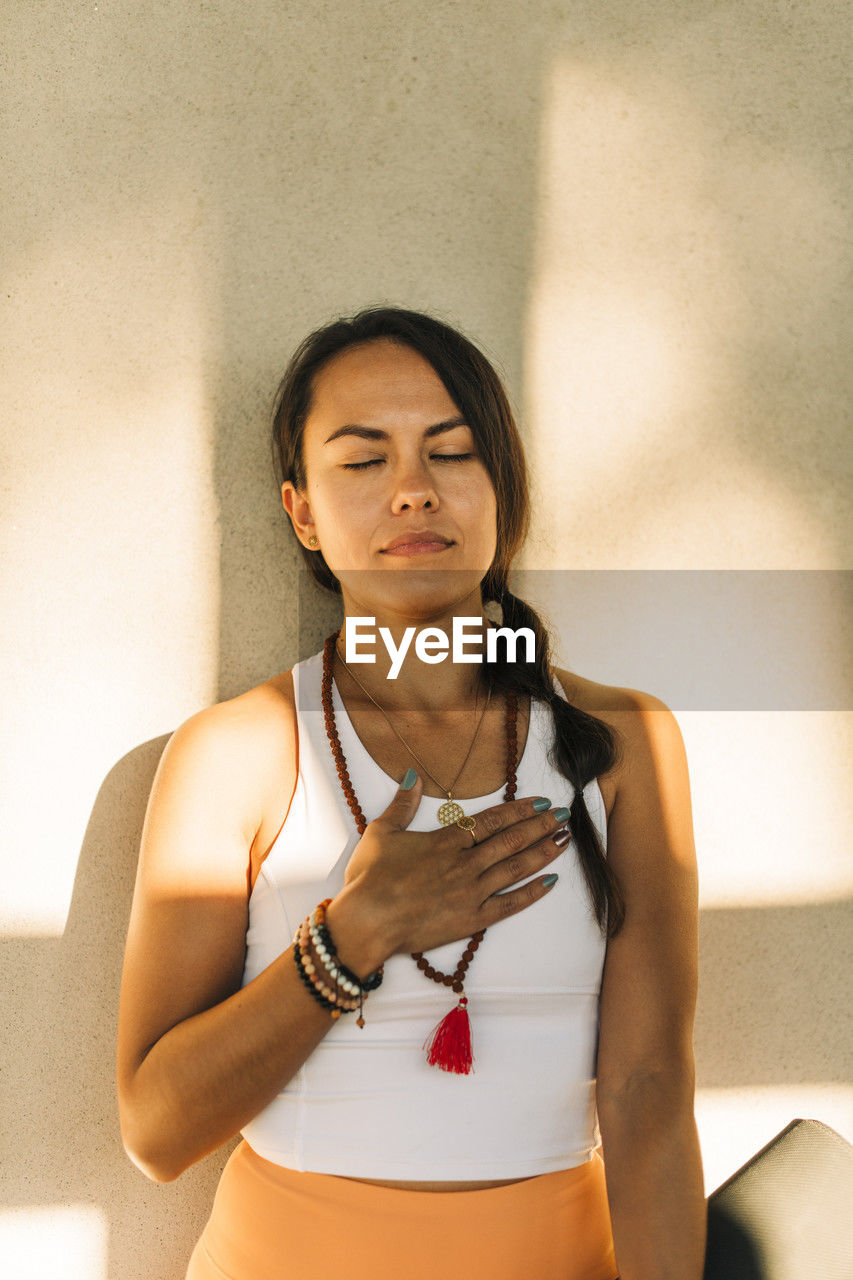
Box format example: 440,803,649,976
292,897,384,1028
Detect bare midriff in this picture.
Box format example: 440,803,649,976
332,1174,539,1192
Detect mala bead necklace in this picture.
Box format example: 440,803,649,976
322,629,519,1074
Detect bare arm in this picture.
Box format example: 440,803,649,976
116,688,390,1183
593,691,706,1280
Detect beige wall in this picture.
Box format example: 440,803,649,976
2,2,849,1276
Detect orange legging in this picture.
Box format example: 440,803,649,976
186,1139,619,1280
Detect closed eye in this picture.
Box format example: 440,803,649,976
342,454,474,470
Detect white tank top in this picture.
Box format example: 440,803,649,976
240,648,609,1178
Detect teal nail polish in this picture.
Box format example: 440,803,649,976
533,797,551,812
553,807,570,823
400,768,417,789
543,874,559,888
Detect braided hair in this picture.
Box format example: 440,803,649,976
271,304,626,939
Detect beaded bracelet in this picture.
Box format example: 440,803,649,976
292,923,360,1018
310,901,382,1029
298,914,361,1009
292,899,385,1028
308,912,361,997
313,898,384,993
292,931,340,1015
292,925,343,1012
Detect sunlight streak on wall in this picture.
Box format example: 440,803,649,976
681,712,853,907
1,202,221,934
0,1204,107,1280
522,56,846,570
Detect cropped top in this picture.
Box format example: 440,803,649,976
239,648,609,1179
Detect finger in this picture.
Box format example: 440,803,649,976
469,804,570,875
373,769,423,832
439,794,556,854
476,870,561,930
477,824,571,899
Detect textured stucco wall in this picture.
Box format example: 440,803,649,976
2,2,850,1276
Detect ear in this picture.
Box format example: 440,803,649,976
281,480,317,549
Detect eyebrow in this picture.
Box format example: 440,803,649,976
323,415,469,445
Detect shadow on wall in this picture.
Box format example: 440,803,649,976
0,726,849,1279
1,742,236,1280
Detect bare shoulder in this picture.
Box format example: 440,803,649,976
213,666,298,769
550,666,683,824
147,669,299,890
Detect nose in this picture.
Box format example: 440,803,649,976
389,457,440,514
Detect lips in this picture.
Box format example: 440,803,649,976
382,531,453,552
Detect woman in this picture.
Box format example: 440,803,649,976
116,306,707,1279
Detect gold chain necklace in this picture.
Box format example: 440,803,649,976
334,639,492,831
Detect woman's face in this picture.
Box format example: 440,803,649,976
282,338,498,624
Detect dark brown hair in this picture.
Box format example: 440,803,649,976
271,305,625,938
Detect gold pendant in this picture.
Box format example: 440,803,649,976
438,798,466,826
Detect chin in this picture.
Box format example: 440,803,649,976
338,568,484,616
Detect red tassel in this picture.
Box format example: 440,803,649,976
423,996,474,1074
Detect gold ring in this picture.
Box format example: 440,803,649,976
456,814,477,845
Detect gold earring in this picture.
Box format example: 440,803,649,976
308,535,319,547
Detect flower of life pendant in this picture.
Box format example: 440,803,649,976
438,798,465,826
